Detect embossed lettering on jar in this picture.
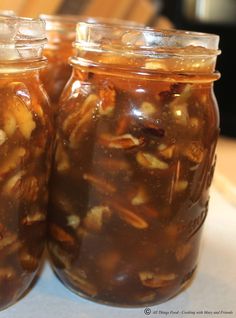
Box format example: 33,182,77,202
0,17,52,310
48,23,220,307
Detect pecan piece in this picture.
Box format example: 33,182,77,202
65,94,99,149
110,201,148,229
20,251,39,271
0,230,17,251
0,129,7,146
83,173,116,194
131,186,149,206
67,215,81,230
55,141,70,172
139,271,177,288
63,94,98,133
99,83,116,116
21,210,46,225
2,171,25,195
3,111,17,137
84,206,111,232
65,269,97,296
0,147,26,178
174,180,188,192
49,242,73,269
6,175,39,202
10,96,36,139
140,101,156,116
0,267,15,280
136,151,169,170
183,141,204,164
170,84,192,126
158,144,175,159
99,133,143,149
50,224,75,247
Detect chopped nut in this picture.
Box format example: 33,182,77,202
55,141,70,172
65,94,99,149
99,133,142,149
67,215,81,229
136,152,169,170
65,269,97,296
63,94,99,132
84,206,111,232
139,271,177,288
11,96,36,139
20,251,39,271
16,176,39,202
110,201,148,229
0,147,26,177
0,129,7,146
3,111,17,137
49,242,72,268
2,171,25,195
170,85,192,126
176,243,192,261
0,267,15,280
158,144,175,159
183,141,204,164
21,211,46,225
140,101,156,116
174,180,188,192
83,173,116,193
99,83,116,116
50,224,75,247
131,186,149,206
0,231,17,251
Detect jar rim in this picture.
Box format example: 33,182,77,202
75,22,220,54
0,16,46,44
0,16,47,62
40,14,141,33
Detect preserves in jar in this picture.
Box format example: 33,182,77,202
0,17,52,310
48,24,220,306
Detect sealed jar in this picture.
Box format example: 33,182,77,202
0,17,52,310
48,23,220,307
40,15,142,106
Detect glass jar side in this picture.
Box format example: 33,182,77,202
47,59,219,306
0,16,52,311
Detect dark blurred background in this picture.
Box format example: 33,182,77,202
161,0,236,138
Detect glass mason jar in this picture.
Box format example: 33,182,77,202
48,23,220,307
40,14,142,107
0,17,52,310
